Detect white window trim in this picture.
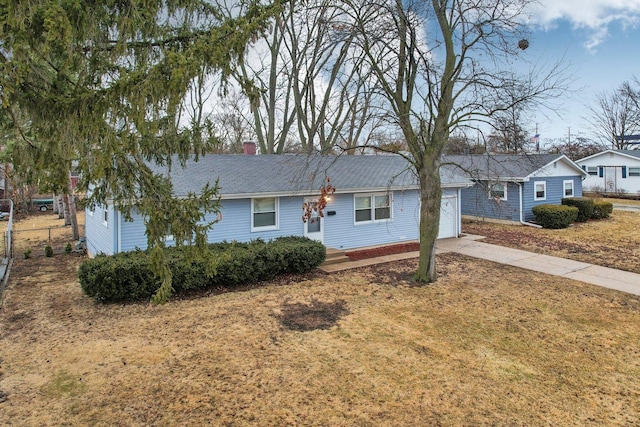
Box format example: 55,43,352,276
587,166,598,176
354,193,393,225
102,208,108,227
563,180,574,197
251,197,279,232
488,182,507,201
534,181,547,201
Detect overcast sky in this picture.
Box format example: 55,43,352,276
524,0,640,145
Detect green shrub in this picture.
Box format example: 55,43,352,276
532,204,578,229
591,201,613,219
561,197,594,222
44,245,53,257
23,249,31,259
78,237,326,303
64,242,73,254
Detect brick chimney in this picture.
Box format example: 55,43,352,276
243,141,256,155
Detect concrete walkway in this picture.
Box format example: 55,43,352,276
320,235,640,297
613,203,640,213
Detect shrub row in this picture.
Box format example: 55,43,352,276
561,197,594,222
533,197,614,228
532,204,579,229
78,236,326,303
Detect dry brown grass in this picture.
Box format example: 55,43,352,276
0,212,639,425
463,209,640,274
10,211,86,257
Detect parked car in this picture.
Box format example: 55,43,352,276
33,199,54,211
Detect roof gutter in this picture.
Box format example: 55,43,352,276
519,183,542,228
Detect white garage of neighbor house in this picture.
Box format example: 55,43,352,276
84,153,472,256
576,150,640,195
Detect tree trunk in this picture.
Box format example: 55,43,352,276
62,195,71,225
415,156,442,283
57,194,65,219
67,194,79,240
66,173,79,240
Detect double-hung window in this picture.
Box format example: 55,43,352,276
355,194,391,223
629,167,640,177
587,166,598,176
534,181,547,201
489,182,507,201
563,180,574,197
252,197,278,231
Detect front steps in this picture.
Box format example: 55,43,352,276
322,248,350,266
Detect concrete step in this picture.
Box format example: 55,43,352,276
322,248,350,266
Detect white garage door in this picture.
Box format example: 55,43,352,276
438,196,458,239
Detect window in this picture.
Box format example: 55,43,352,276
629,167,640,177
563,180,574,197
587,166,598,176
102,209,108,227
252,197,278,231
534,181,546,201
355,193,391,223
488,182,507,200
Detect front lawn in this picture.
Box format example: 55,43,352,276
1,246,638,425
463,209,640,274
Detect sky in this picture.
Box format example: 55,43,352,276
524,0,640,146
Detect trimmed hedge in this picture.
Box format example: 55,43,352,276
532,204,578,229
561,197,594,222
78,236,326,303
591,201,613,219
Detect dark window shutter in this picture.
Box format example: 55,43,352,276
581,165,586,171
622,166,627,178
599,167,604,177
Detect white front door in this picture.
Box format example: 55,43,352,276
303,200,324,243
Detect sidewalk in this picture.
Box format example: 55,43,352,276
320,235,640,297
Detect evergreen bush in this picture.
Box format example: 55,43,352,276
591,201,613,219
561,197,594,222
78,237,326,303
532,204,578,229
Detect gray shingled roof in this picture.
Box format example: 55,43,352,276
444,153,581,181
615,149,640,159
151,154,471,197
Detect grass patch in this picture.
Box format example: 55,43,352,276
463,210,640,273
43,370,87,398
0,213,638,425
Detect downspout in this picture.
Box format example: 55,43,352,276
519,183,542,228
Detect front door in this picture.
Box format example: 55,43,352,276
303,200,324,243
605,166,617,193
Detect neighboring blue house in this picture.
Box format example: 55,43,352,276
85,153,472,256
447,154,587,224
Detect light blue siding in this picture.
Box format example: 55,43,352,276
118,196,307,252
85,205,117,256
111,190,427,252
461,182,521,221
462,176,584,222
323,190,421,250
522,176,583,221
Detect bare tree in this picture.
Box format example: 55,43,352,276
587,81,640,149
342,0,569,282
225,0,380,154
546,136,605,161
